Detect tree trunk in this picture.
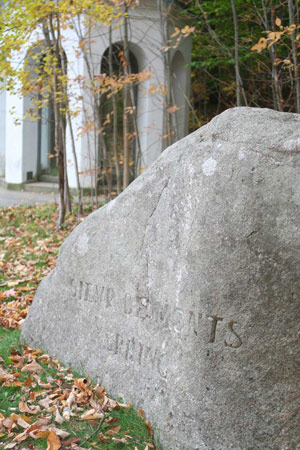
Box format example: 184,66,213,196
231,0,242,106
59,45,82,215
288,0,300,112
43,17,66,227
158,0,172,148
123,3,130,189
109,24,121,194
261,0,283,111
197,0,247,106
67,109,83,215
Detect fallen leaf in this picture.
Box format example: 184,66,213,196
21,360,43,374
0,366,14,383
48,425,70,439
19,398,40,414
30,429,49,440
81,412,103,421
3,416,15,429
47,430,61,450
54,407,64,424
105,417,118,425
62,408,70,421
146,421,153,438
5,288,17,297
4,443,17,449
38,397,53,409
98,432,109,442
17,417,30,429
112,437,128,443
67,391,75,410
138,408,145,417
61,437,80,446
106,425,121,435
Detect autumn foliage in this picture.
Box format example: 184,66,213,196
0,205,155,450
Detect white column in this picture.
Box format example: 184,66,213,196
0,88,6,177
5,90,24,184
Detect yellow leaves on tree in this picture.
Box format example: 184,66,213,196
252,17,300,53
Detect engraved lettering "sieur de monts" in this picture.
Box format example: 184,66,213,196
69,279,243,348
70,279,115,307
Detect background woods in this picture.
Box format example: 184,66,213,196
188,0,300,122
0,0,300,226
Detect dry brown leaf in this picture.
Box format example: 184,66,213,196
67,391,75,410
17,417,30,429
48,425,69,439
21,360,43,374
54,407,64,425
30,429,49,440
62,408,70,421
145,421,153,438
0,366,14,383
74,378,90,391
19,398,40,414
89,398,100,410
81,413,103,421
61,437,80,446
37,379,52,388
4,443,17,449
3,416,15,429
33,416,52,427
38,397,53,409
98,432,109,442
19,415,32,424
14,416,52,442
105,417,118,425
106,425,121,435
112,437,128,444
80,408,96,419
10,355,25,368
47,430,61,450
138,408,145,418
70,445,87,450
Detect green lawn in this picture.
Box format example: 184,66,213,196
0,205,155,450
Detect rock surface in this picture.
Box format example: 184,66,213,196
22,107,300,450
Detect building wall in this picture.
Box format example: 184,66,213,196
77,0,192,187
0,88,6,177
5,88,24,185
3,1,192,189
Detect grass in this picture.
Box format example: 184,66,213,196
0,204,156,450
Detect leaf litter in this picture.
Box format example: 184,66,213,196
0,205,156,450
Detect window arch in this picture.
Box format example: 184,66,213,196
23,45,57,180
99,44,140,182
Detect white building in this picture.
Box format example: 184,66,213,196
0,0,192,191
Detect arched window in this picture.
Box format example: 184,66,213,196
99,44,139,182
37,94,56,178
23,47,57,180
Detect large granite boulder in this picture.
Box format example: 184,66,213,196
22,107,300,449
